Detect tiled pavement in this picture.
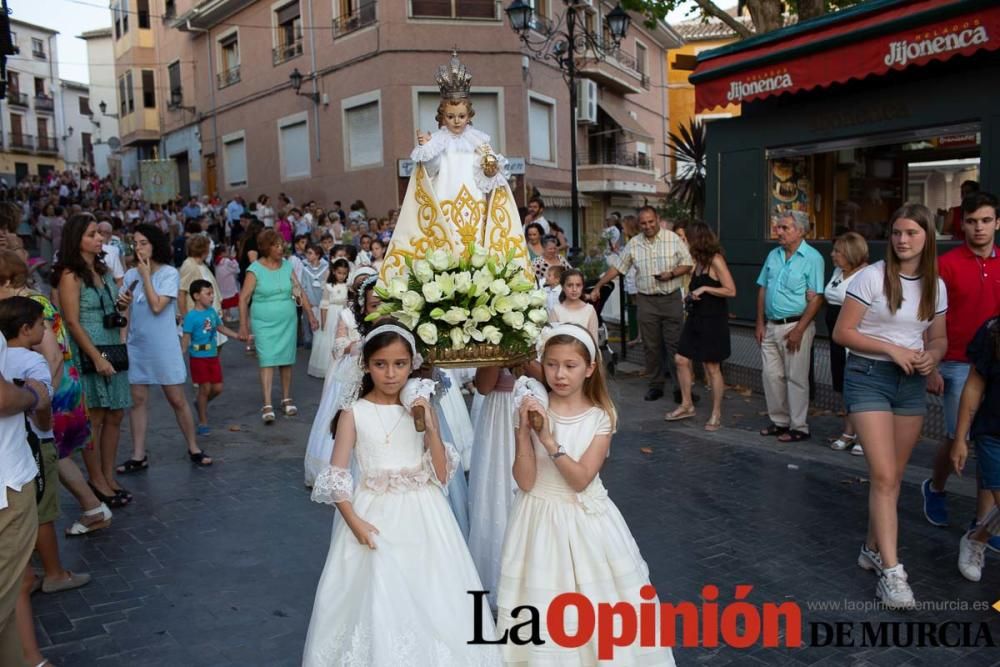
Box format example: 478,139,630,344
30,343,1000,666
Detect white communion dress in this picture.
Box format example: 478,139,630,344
307,282,348,378
303,399,501,667
496,407,675,666
303,308,361,487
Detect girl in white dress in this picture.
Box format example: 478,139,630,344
303,270,378,487
497,324,675,666
307,258,350,378
548,269,599,344
304,324,501,667
468,366,518,608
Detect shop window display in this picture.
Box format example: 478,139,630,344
766,125,980,241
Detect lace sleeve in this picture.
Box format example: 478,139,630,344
332,317,353,358
422,442,461,494
311,465,354,505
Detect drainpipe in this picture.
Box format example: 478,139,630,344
306,0,321,161
187,18,219,189
659,41,668,185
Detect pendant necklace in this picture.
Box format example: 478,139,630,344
373,402,406,445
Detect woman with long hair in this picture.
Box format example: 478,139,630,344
833,204,947,608
665,222,736,430
55,214,133,507
823,232,869,454
524,222,545,261
118,224,211,470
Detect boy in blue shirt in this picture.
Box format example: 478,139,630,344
182,280,243,435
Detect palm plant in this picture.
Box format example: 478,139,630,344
666,119,707,220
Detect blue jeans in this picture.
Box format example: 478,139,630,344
844,355,927,416
976,435,1000,490
939,361,971,438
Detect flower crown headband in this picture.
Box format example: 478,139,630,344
356,275,379,308
364,323,424,371
536,323,597,362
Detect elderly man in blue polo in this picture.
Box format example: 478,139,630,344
755,211,826,442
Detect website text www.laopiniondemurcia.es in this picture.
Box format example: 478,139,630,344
466,586,998,658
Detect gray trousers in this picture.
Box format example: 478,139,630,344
637,292,683,391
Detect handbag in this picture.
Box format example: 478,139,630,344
79,344,130,374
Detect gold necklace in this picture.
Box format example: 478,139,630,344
372,401,406,445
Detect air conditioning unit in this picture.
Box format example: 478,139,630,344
576,79,598,124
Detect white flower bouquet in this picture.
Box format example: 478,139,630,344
368,244,546,367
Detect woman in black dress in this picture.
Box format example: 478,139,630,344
666,222,736,430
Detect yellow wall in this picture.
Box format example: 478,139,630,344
666,38,742,175
0,152,65,176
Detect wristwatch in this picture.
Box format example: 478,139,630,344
549,445,567,460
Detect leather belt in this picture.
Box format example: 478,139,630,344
769,315,802,325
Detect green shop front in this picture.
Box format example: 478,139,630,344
691,0,1000,322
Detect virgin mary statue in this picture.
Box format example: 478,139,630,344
380,52,530,281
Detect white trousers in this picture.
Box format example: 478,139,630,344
761,320,815,433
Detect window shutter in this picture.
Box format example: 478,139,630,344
529,100,552,162
347,102,381,167
224,138,247,186
280,121,310,179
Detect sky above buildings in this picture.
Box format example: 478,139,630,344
11,0,699,86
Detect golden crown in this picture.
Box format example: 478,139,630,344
435,50,472,101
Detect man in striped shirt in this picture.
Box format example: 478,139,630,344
590,206,693,402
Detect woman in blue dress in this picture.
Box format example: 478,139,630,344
117,224,212,471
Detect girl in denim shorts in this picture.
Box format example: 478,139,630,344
951,316,1000,582
833,204,947,609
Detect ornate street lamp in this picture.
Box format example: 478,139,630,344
98,100,119,119
289,67,321,103
506,0,633,253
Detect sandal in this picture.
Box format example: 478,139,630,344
704,416,722,432
65,503,112,537
88,482,129,508
261,405,275,424
664,406,696,421
189,450,213,467
116,455,148,475
760,423,789,437
281,398,298,416
830,433,857,451
777,429,811,443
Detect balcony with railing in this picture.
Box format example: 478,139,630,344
273,38,303,65
8,134,34,152
36,136,58,153
333,1,376,38
35,95,55,112
217,65,241,89
577,148,656,194
576,41,649,94
7,92,28,107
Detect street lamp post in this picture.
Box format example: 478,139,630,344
506,0,631,254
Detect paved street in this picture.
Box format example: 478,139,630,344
30,342,1000,666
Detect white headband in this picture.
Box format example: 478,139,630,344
364,324,424,370
536,323,597,362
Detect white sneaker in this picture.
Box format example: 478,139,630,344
876,564,916,610
858,543,883,573
850,442,864,456
958,532,987,582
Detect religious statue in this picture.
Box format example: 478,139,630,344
380,51,530,281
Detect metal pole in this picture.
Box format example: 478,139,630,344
619,274,627,361
566,8,580,256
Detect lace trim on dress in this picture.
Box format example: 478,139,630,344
311,465,354,505
472,151,510,194
410,126,492,162
423,442,461,494
355,442,460,496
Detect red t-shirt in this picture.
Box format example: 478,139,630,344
939,244,1000,362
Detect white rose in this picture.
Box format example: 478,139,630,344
463,320,485,342
528,289,547,307
508,273,535,292
434,272,456,299
490,279,511,296
471,269,493,294
492,295,515,314
440,307,469,325
511,292,530,311
482,325,503,345
522,322,540,340
387,276,409,300
502,311,525,328
449,327,468,350
427,248,452,272
422,282,444,303
412,259,434,284
453,271,473,294
471,305,492,323
416,322,438,346
470,244,489,268
527,308,548,324
401,290,425,313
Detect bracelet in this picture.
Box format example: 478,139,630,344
22,384,39,413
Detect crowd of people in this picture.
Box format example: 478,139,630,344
0,166,999,664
